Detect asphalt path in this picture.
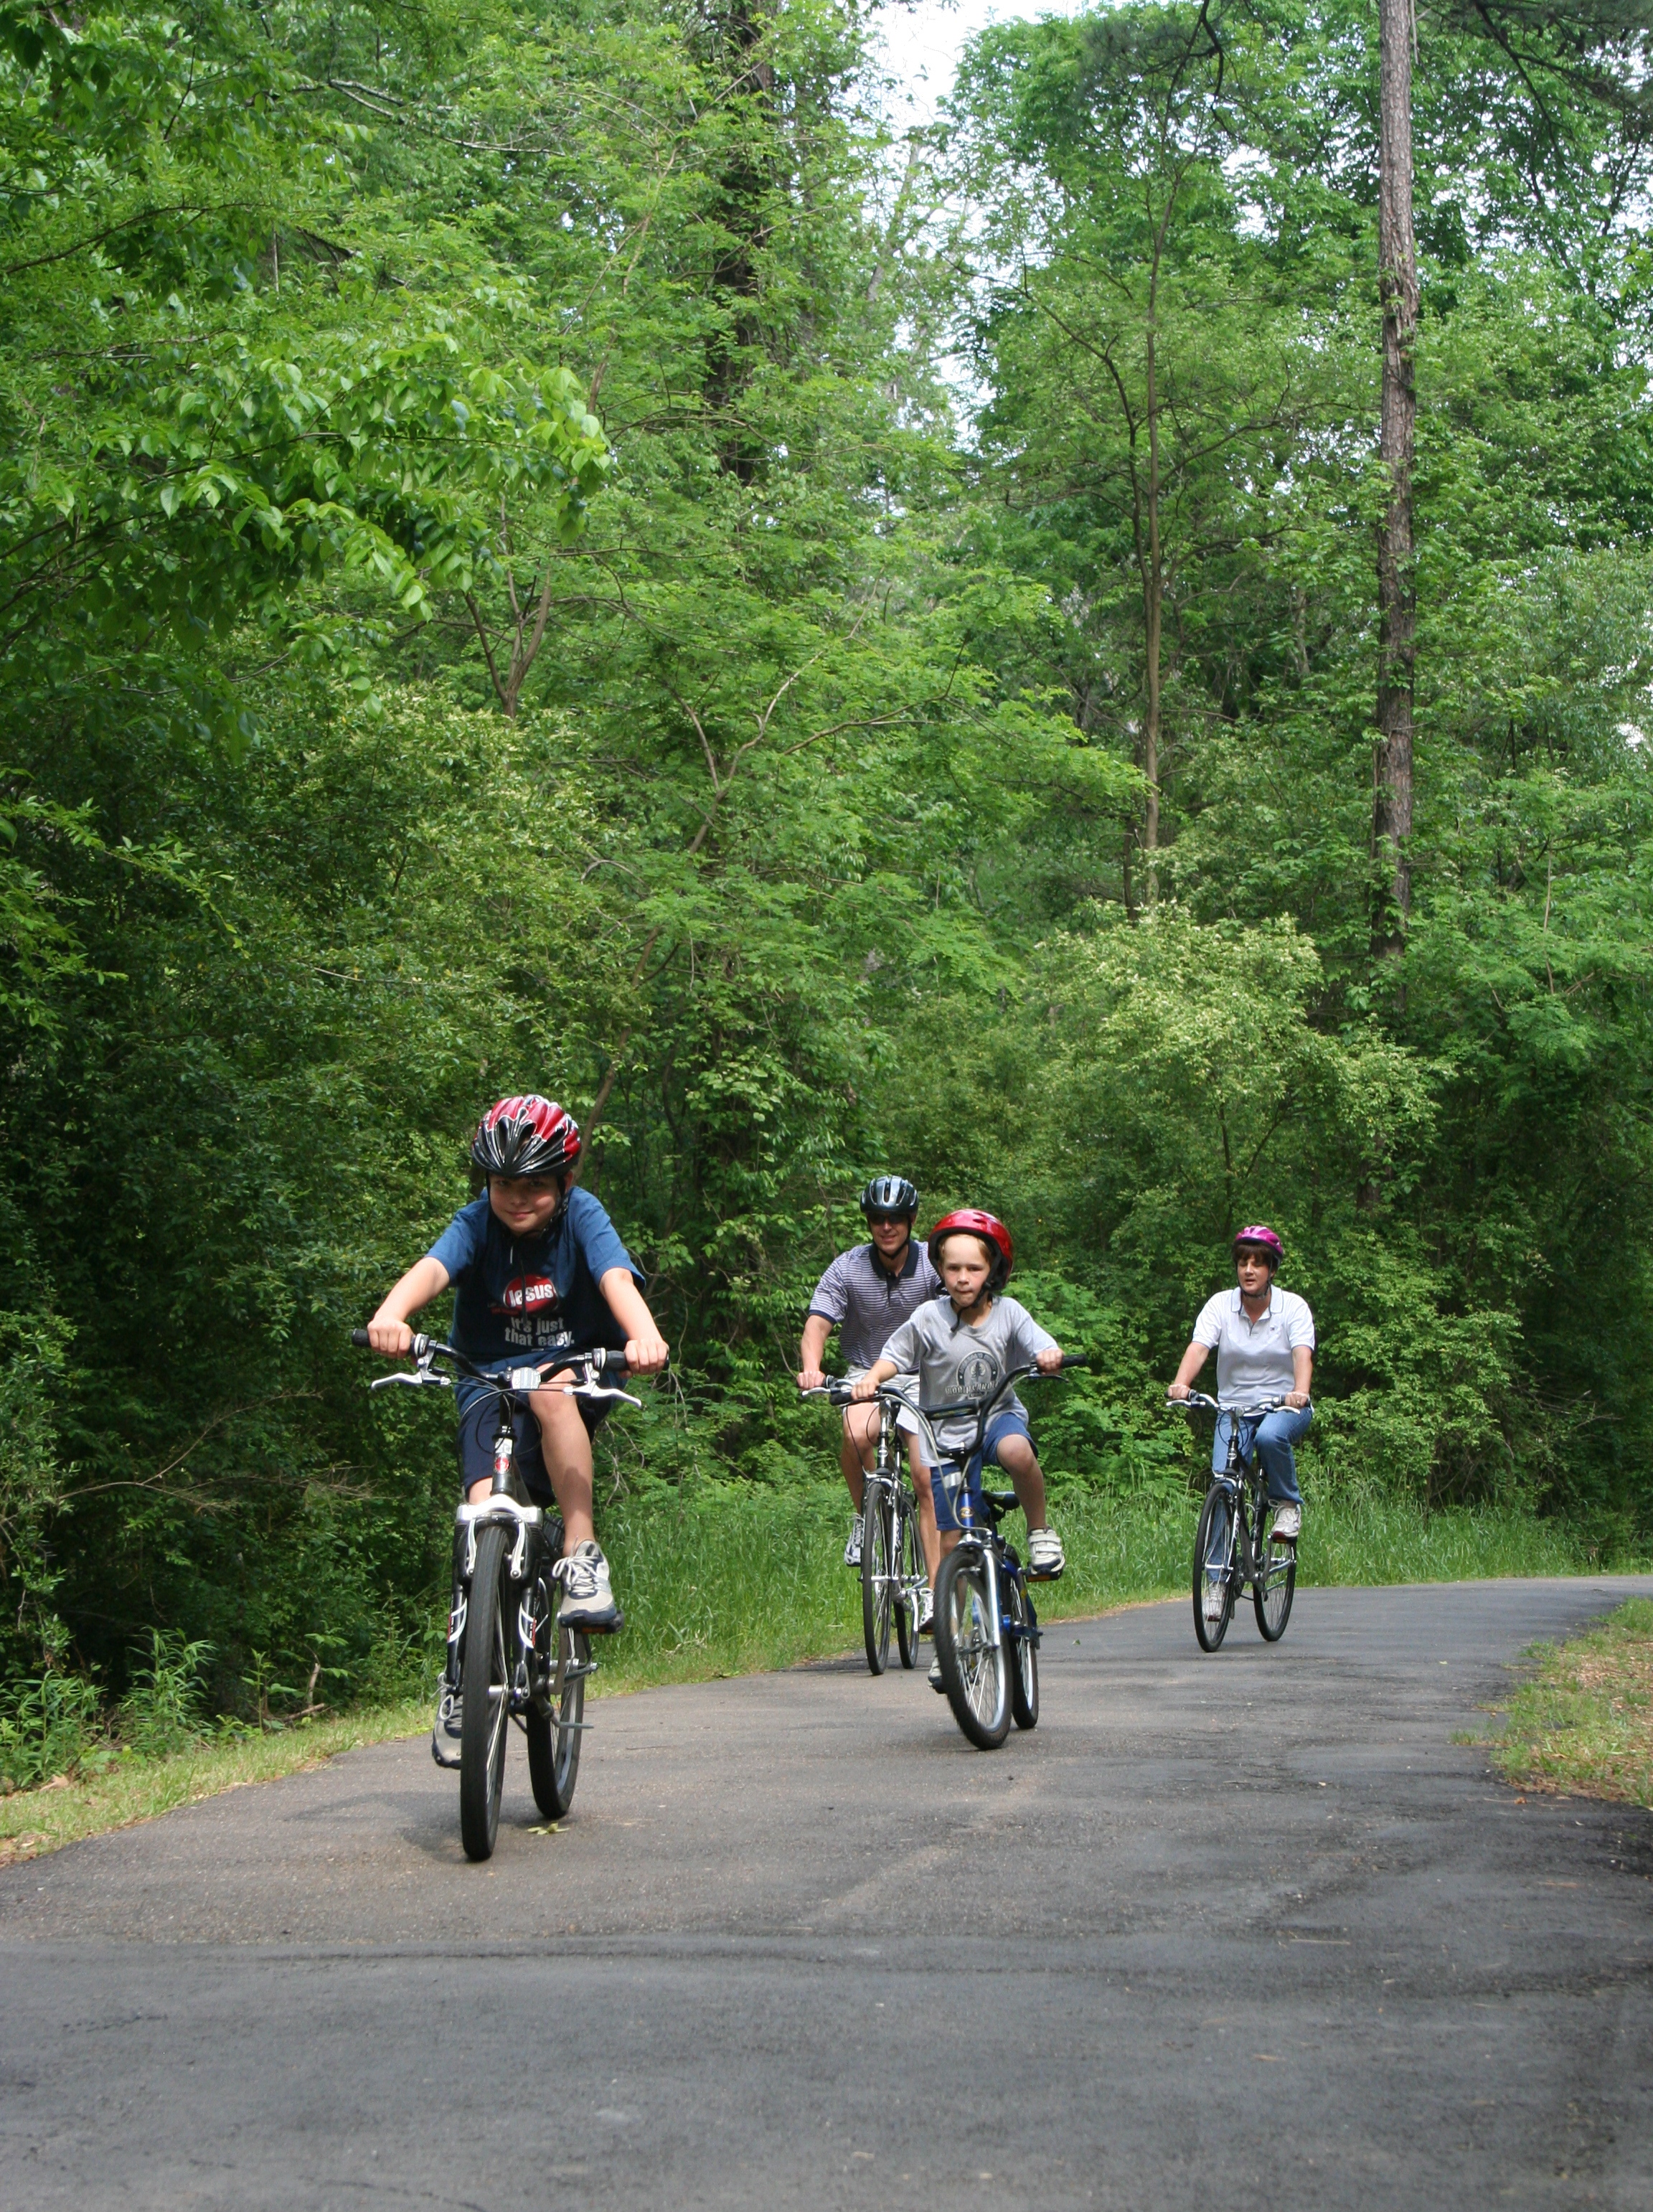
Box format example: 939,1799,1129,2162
4,1577,1652,2211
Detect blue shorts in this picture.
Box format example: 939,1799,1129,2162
455,1389,606,1502
930,1411,1032,1534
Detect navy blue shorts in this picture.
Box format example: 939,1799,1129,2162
455,1389,606,1502
929,1410,1032,1534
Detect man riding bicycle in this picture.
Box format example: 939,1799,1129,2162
366,1096,669,1752
797,1177,942,1603
1167,1224,1314,1619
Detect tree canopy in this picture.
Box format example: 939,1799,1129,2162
3,0,1652,1710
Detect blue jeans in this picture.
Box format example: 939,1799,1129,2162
1213,1404,1311,1505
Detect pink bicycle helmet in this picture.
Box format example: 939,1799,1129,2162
1233,1224,1284,1268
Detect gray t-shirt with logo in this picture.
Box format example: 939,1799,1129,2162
807,1240,943,1371
879,1294,1058,1456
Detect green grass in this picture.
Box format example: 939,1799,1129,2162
1479,1597,1653,1808
1,1487,1639,1865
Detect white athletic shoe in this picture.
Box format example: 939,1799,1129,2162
430,1687,461,1769
1027,1526,1065,1579
555,1540,622,1633
1271,1504,1302,1543
1202,1576,1228,1623
928,1658,946,1693
917,1586,935,1635
844,1513,863,1567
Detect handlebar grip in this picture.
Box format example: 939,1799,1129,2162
350,1328,372,1350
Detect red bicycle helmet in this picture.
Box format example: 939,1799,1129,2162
928,1208,1014,1292
1233,1223,1284,1269
471,1095,581,1180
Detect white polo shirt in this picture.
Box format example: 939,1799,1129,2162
1192,1285,1315,1411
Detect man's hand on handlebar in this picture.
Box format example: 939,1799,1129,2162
796,1367,828,1393
367,1316,415,1357
1035,1345,1064,1375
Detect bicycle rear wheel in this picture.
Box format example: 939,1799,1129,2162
1192,1486,1237,1654
861,1481,893,1675
1253,1513,1296,1642
1007,1574,1039,1731
895,1492,923,1671
935,1545,1011,1748
527,1616,588,1817
459,1523,514,1860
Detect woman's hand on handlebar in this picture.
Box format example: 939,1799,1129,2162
1283,1389,1309,1410
1167,1380,1191,1401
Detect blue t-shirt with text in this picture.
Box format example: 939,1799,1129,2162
426,1189,644,1409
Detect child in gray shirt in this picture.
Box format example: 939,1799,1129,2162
854,1208,1065,1599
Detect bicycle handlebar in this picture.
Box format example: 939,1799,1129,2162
352,1331,661,1392
1167,1392,1291,1417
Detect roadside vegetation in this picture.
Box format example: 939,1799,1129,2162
1483,1600,1653,1811
4,1486,1636,1865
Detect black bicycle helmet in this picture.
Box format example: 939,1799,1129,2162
471,1095,581,1180
860,1175,918,1219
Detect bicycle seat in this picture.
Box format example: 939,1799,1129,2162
983,1490,1018,1521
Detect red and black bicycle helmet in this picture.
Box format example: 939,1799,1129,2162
928,1208,1014,1293
471,1095,581,1180
1232,1223,1284,1269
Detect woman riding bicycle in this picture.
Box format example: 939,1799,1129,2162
1167,1226,1314,1611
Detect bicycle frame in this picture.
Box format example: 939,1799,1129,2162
1174,1391,1293,1594
369,1333,640,1710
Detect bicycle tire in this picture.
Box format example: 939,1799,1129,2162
459,1522,514,1860
935,1545,1011,1749
527,1616,588,1818
1192,1486,1237,1654
861,1481,893,1675
1007,1574,1039,1731
1253,1522,1296,1642
895,1493,923,1672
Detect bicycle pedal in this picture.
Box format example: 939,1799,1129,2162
571,1607,625,1636
1025,1565,1065,1583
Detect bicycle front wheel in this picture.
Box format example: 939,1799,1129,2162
527,1616,588,1818
1192,1487,1237,1655
459,1522,514,1860
861,1482,894,1675
935,1545,1011,1749
895,1493,923,1672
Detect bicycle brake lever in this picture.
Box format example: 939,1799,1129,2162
369,1370,451,1392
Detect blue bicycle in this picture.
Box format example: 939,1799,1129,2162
863,1358,1085,1749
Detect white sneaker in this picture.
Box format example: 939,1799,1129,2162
917,1586,935,1635
1271,1504,1302,1542
555,1540,622,1632
1027,1526,1065,1579
430,1687,461,1769
928,1658,946,1693
844,1513,863,1567
1202,1576,1228,1623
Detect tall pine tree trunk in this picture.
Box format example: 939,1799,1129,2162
1373,0,1417,954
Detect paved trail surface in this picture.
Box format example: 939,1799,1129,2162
4,1578,1652,2211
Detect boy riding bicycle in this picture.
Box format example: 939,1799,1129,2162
852,1208,1065,1688
366,1096,668,1747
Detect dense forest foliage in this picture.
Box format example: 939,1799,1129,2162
2,0,1652,1712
